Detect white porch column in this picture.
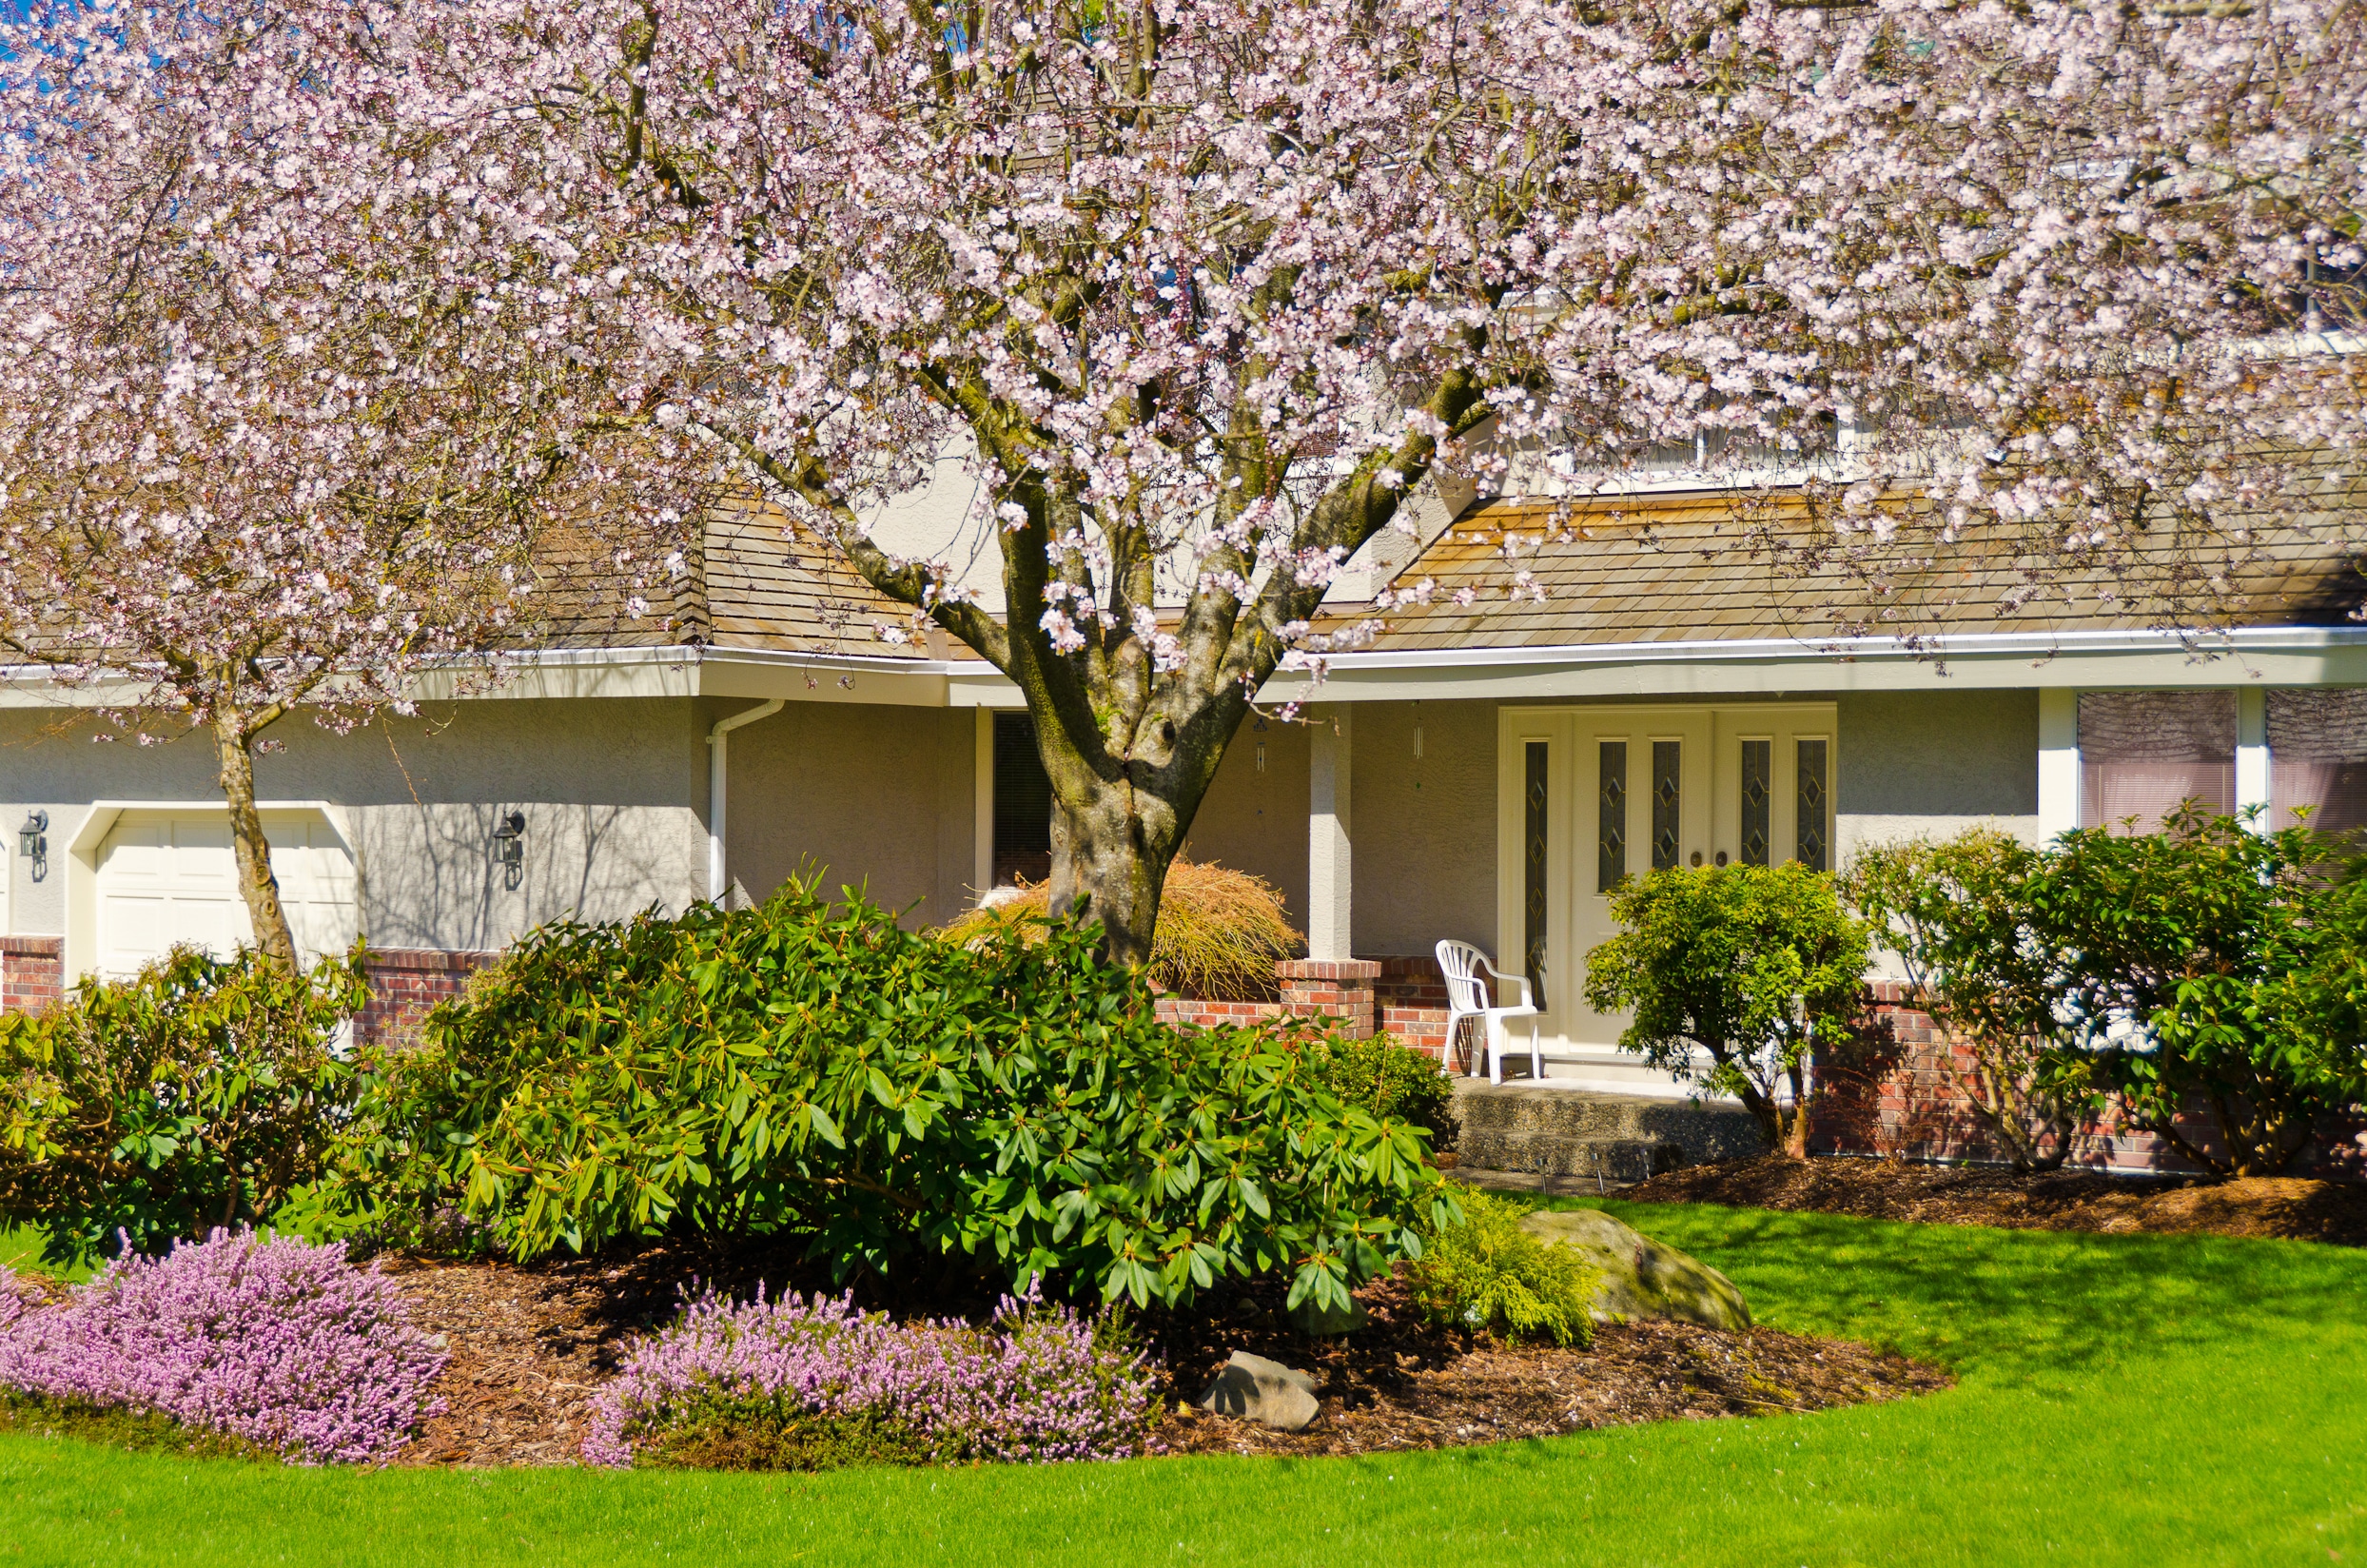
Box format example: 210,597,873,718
1307,707,1354,960
2037,688,2081,842
2236,685,2271,829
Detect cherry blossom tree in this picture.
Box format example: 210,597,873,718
0,1,701,965
421,0,2357,962
21,0,2361,967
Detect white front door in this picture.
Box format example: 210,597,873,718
1496,704,1836,1093
95,811,359,977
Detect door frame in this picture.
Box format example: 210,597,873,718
65,800,360,981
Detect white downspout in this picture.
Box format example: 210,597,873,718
707,700,784,903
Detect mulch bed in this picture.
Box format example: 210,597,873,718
1617,1155,2367,1246
376,1243,1947,1468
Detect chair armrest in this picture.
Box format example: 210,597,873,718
1475,956,1534,1009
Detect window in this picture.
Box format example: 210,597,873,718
991,712,1053,885
1740,738,1771,867
2079,692,2235,832
2270,690,2367,833
1794,738,1829,872
1596,741,1627,892
1651,740,1682,870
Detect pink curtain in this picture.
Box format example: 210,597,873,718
2273,758,2367,834
2080,761,2235,833
2079,692,2237,833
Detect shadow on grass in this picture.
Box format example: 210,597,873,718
1544,1197,2367,1389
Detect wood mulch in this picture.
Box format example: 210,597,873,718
375,1242,1947,1468
1148,1268,1947,1458
1617,1154,2367,1246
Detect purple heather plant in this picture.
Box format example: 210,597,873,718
0,1228,445,1464
582,1280,1159,1468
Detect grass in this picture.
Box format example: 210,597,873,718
0,1202,2360,1566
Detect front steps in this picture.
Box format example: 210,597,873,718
1451,1080,1766,1181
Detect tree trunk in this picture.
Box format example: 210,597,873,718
1045,774,1183,970
211,716,301,969
1782,1058,1813,1160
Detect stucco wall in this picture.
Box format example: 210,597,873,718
1177,715,1310,931
1348,699,1500,959
0,699,708,950
1833,689,2042,860
723,702,979,927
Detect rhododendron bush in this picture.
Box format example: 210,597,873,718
581,1284,1158,1469
0,1230,446,1464
342,879,1451,1315
4,0,2358,964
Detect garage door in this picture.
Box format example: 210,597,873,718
95,811,359,977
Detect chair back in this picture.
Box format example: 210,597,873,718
1434,939,1493,1012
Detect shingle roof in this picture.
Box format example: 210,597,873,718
1334,477,2367,652
538,500,970,660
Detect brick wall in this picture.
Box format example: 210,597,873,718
1276,959,1380,1039
0,936,64,1016
1153,995,1283,1029
1374,955,1453,1059
356,949,499,1048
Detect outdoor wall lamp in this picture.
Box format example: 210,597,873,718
17,811,47,882
493,811,525,891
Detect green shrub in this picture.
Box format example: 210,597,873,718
1303,1036,1458,1152
1847,831,2099,1171
324,877,1453,1315
938,857,1299,1001
0,947,368,1264
1406,1190,1595,1346
1582,863,1872,1156
1848,809,2367,1177
2023,807,2367,1176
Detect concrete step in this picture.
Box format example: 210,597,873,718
1454,1129,1682,1184
1450,1081,1767,1166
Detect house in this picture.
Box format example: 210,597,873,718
7,464,2367,1170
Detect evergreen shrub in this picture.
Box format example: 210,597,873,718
0,946,369,1264
1304,1035,1458,1151
1406,1190,1596,1346
330,877,1454,1314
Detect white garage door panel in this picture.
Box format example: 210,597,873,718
96,812,358,976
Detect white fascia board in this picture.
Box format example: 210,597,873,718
2,646,1023,710
1258,626,2367,703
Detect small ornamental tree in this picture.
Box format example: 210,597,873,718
1846,832,2100,1172
363,0,2360,963
1583,863,1872,1157
0,0,702,964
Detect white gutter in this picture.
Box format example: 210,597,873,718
1289,623,2367,675
706,699,783,902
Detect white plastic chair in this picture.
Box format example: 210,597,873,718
1435,939,1540,1085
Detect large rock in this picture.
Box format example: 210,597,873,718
1194,1351,1321,1431
1518,1207,1752,1331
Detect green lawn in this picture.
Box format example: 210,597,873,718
0,1201,2359,1567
